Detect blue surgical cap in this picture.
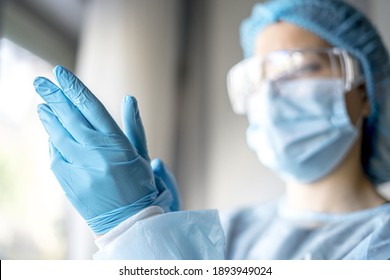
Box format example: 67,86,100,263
240,0,390,185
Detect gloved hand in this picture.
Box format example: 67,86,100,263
121,96,181,211
34,65,173,234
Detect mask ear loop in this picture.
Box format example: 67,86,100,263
351,81,370,141
353,113,364,130
355,84,370,131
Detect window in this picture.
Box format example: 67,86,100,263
0,38,67,259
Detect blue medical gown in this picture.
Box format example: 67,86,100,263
93,199,390,259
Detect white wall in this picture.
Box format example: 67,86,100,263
203,0,284,211
76,0,179,167
371,0,390,56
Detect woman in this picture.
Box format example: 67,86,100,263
34,0,390,259
222,0,390,259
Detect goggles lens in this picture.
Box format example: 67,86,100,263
227,48,363,115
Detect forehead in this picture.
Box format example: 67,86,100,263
254,22,332,56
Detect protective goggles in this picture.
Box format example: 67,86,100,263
227,48,364,115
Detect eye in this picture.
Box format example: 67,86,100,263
294,63,323,76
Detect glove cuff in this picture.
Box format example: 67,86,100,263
87,191,157,234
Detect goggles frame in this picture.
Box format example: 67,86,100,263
227,47,364,115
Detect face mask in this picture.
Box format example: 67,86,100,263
246,78,360,183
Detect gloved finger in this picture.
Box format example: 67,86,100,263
34,77,97,144
151,158,181,211
48,141,81,205
121,96,150,162
37,103,83,164
54,66,123,135
35,70,137,152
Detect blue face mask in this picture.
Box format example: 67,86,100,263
246,78,360,183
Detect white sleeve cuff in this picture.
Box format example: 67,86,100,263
95,206,164,250
93,209,225,260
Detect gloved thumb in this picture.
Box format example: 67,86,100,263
151,158,181,211
121,96,150,162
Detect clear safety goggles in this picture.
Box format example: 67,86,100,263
227,47,364,115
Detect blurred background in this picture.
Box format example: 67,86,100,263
0,0,389,259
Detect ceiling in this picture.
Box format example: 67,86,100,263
13,0,88,46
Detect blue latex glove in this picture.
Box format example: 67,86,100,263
151,159,181,212
121,96,181,211
34,65,172,234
